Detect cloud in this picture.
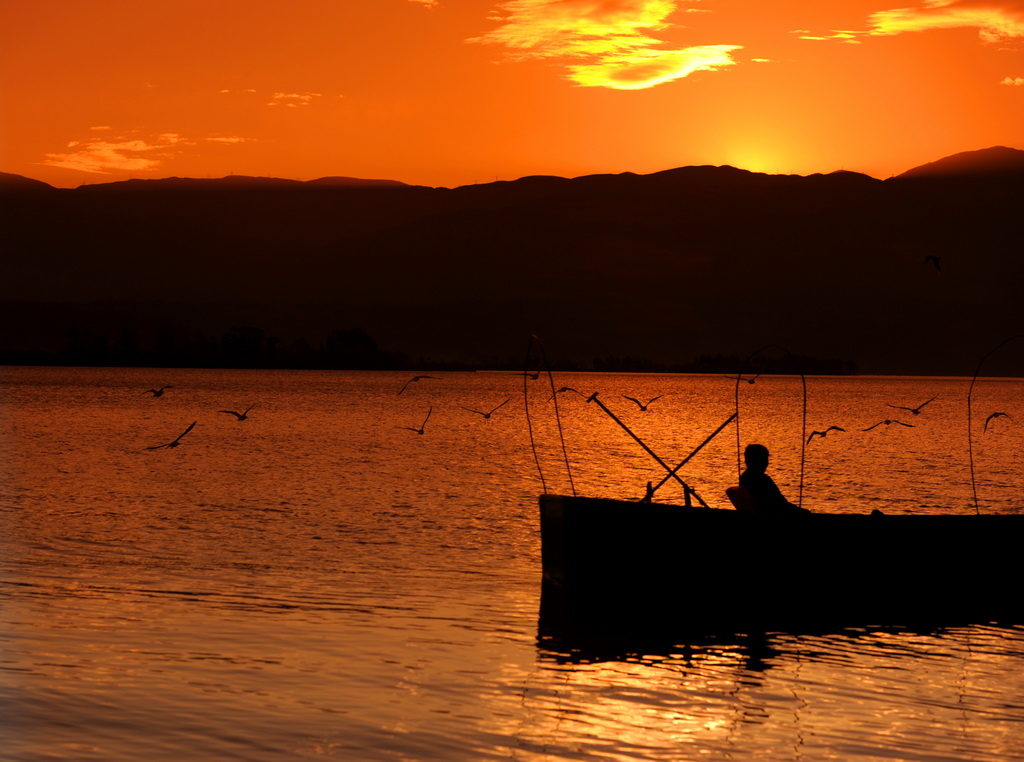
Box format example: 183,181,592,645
471,0,740,89
207,136,253,143
267,92,323,107
868,0,1024,41
1002,75,1024,83
40,133,191,174
795,30,862,43
568,45,740,88
796,1,1024,46
409,0,439,6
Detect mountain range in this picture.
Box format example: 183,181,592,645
1,146,1021,375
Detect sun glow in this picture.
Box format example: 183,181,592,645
724,150,787,175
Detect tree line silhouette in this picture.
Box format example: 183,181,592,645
0,323,857,374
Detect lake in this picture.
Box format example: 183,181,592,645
1,366,1022,760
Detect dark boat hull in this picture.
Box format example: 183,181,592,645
539,494,1023,638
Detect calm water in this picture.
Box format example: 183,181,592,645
1,366,1022,761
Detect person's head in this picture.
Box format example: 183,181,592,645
744,443,770,472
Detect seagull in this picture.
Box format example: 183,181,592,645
807,426,846,443
727,374,760,384
924,255,942,273
888,395,937,413
397,375,438,395
141,385,173,397
623,394,664,412
461,398,510,419
521,370,541,380
861,419,915,431
984,412,1012,432
548,386,584,401
397,406,432,435
219,404,255,421
146,421,197,450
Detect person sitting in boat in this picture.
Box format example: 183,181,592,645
738,443,810,516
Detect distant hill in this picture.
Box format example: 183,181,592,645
70,175,410,192
3,146,1022,192
306,176,409,188
894,146,1024,179
1,150,1021,375
0,172,56,192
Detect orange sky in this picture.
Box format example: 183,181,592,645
2,0,1022,188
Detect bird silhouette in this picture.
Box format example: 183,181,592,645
623,394,664,411
397,406,432,435
727,374,760,384
984,412,1012,432
146,421,196,450
861,419,914,431
398,375,438,395
548,386,584,401
522,370,541,380
219,404,255,421
886,396,936,416
461,398,510,419
924,255,942,273
141,385,173,397
807,425,846,443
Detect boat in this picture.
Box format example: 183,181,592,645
538,493,1024,640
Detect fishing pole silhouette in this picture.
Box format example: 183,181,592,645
397,406,432,435
984,412,1012,432
924,255,942,273
461,398,510,419
146,421,196,450
807,425,846,443
887,396,936,416
861,419,914,431
397,375,438,395
141,385,173,397
623,394,665,411
219,404,255,421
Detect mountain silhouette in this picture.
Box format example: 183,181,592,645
895,146,1024,179
65,174,411,192
0,171,58,192
1,149,1021,375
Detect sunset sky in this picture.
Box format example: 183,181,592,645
2,0,1022,188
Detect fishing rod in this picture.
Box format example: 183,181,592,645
587,392,713,507
967,334,1022,515
523,334,577,497
649,412,737,495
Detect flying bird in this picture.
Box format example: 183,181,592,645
146,421,197,450
460,398,510,419
727,374,760,385
219,404,255,421
397,406,432,435
141,385,173,397
924,255,942,273
861,419,915,431
624,394,665,412
984,412,1012,432
549,386,584,401
886,396,936,416
807,426,846,443
397,375,438,395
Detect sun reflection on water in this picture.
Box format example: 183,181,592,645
2,367,1023,760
